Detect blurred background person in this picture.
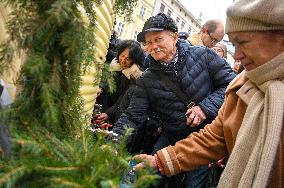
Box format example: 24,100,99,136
188,19,224,48
140,41,151,70
178,31,190,45
213,42,227,59
233,60,244,74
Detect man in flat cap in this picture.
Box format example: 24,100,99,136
113,13,235,187
137,0,284,187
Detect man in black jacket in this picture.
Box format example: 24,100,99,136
113,13,236,187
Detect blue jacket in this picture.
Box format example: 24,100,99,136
113,40,236,152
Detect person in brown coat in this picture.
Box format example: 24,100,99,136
136,0,284,187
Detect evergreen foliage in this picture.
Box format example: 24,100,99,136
0,0,158,187
0,128,158,187
113,0,138,21
0,0,98,136
100,63,117,94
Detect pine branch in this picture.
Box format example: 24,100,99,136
113,0,138,21
0,41,14,75
47,177,82,188
0,166,28,187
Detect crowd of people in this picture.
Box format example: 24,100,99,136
93,0,284,187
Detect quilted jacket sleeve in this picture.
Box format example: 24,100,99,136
112,79,149,137
198,49,236,120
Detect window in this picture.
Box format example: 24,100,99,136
139,6,146,18
159,4,165,13
181,21,185,30
167,9,172,17
188,27,192,35
176,17,180,26
118,22,125,36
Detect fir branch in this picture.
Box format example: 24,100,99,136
48,177,82,188
100,63,117,94
113,0,138,21
0,166,28,186
133,174,160,188
0,41,14,75
40,83,60,129
35,166,80,173
46,0,73,27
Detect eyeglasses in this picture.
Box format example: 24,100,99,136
206,31,219,45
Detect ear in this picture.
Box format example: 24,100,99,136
173,32,179,41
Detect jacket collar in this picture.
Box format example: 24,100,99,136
148,40,188,72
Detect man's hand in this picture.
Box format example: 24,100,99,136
95,113,108,123
186,106,206,127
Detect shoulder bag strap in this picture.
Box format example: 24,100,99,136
156,71,195,109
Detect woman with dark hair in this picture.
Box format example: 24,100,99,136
95,40,145,124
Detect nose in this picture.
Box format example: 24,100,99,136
148,42,158,52
207,42,214,48
233,46,245,61
119,58,125,65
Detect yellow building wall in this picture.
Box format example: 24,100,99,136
115,0,155,40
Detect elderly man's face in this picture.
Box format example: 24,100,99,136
229,31,284,71
144,31,178,63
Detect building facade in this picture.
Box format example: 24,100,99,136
152,0,201,34
115,0,155,40
115,0,201,40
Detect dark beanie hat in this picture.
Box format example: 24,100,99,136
137,13,178,42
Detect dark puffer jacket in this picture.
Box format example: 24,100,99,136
113,40,236,152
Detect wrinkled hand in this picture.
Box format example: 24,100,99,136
133,154,157,170
186,106,206,127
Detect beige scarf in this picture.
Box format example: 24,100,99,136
218,52,284,188
109,58,142,80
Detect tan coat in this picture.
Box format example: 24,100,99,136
188,33,204,46
157,72,284,187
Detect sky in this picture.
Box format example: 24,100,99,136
179,0,234,25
